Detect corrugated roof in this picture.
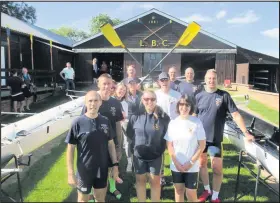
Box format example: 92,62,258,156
237,46,279,65
1,12,74,47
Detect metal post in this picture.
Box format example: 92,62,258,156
234,150,243,202
14,156,23,202
254,163,262,202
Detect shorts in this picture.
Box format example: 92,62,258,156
171,171,198,189
76,171,108,194
203,142,223,158
22,87,33,98
133,155,162,175
11,93,25,102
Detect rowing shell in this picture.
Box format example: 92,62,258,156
224,109,279,182
1,96,85,158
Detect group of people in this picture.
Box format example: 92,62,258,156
60,59,110,94
66,64,255,202
6,67,36,115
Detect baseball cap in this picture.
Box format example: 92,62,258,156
158,72,169,80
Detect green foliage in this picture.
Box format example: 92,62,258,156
89,13,123,34
1,1,37,24
49,26,90,42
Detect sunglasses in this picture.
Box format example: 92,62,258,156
143,98,156,102
160,78,168,82
178,102,190,107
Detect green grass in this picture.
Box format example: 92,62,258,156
230,95,279,126
10,137,278,202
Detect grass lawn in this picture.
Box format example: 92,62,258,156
5,136,278,202
226,92,279,126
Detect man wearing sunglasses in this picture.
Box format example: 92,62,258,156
155,72,181,187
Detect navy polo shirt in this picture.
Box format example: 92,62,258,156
126,111,170,161
65,114,114,182
81,97,124,145
195,89,238,143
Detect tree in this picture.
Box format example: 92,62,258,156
1,1,37,24
49,26,90,42
89,14,123,34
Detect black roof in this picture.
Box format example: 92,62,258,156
237,46,279,65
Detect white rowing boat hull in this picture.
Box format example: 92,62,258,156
224,121,279,183
1,97,84,157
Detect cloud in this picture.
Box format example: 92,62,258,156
227,10,259,24
180,14,213,23
261,28,279,40
216,10,227,19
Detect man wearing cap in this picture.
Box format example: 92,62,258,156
155,72,181,187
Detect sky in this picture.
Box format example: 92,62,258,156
28,1,279,58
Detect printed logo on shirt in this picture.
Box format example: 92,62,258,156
192,86,198,92
153,123,159,130
100,124,109,134
215,97,223,107
110,107,116,116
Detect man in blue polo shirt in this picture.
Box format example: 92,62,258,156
66,90,122,202
195,69,254,203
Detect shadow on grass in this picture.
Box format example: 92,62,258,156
1,133,67,202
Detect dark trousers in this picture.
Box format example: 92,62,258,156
65,79,75,95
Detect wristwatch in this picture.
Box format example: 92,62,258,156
189,160,194,165
112,162,119,167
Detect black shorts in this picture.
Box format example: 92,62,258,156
11,93,25,102
133,155,162,175
76,171,108,194
172,171,198,189
22,87,33,98
203,142,223,158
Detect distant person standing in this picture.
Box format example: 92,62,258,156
6,70,25,115
122,65,142,90
168,66,181,92
92,58,99,85
99,61,109,75
178,67,202,105
21,67,33,111
60,62,75,93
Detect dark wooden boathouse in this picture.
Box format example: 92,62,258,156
1,12,75,112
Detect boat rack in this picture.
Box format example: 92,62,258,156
234,149,279,202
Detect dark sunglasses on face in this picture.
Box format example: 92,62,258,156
160,78,168,82
179,102,190,107
143,97,156,102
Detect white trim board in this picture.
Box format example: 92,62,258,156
73,48,237,54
